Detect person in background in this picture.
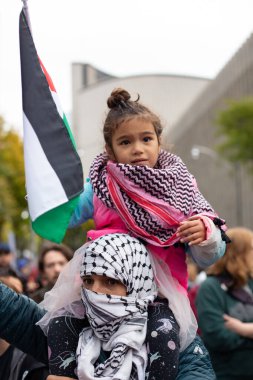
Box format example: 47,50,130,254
0,268,49,380
30,243,73,303
16,256,39,295
0,242,16,273
196,227,253,380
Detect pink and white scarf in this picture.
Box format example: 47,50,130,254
89,150,220,247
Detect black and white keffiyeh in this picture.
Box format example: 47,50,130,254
77,234,157,380
89,150,221,246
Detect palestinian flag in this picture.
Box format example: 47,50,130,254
19,9,84,243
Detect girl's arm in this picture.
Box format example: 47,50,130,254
179,216,225,268
224,314,253,338
68,179,94,228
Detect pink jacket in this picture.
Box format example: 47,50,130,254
87,195,188,289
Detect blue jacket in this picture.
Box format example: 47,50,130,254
0,283,215,379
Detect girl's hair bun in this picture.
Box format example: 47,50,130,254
107,88,131,109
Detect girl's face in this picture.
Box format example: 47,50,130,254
107,118,160,168
82,274,127,296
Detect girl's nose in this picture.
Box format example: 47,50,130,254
132,142,143,154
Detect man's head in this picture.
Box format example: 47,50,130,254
38,243,73,286
0,242,13,268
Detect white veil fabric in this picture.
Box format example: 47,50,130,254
149,251,197,351
37,237,197,352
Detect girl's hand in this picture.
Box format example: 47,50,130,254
176,216,205,246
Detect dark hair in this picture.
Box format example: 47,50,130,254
104,88,163,149
38,243,73,273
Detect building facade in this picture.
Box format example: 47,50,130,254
170,34,253,228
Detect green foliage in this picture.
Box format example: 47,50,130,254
216,98,253,170
0,118,30,243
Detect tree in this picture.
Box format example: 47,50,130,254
0,118,30,246
216,98,253,171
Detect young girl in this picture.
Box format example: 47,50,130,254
44,88,226,377
70,89,225,303
41,233,216,380
70,88,226,286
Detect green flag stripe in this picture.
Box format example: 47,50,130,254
32,196,79,243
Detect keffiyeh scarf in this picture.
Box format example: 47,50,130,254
89,150,218,246
77,234,157,380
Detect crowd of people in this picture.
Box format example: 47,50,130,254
0,88,252,380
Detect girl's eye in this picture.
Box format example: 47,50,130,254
119,140,130,145
106,279,118,286
143,136,152,142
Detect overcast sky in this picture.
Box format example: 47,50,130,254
1,0,253,135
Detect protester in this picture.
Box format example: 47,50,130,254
30,243,73,303
42,234,216,379
0,234,215,379
0,242,16,273
43,234,177,379
69,88,227,288
16,256,39,295
196,227,253,380
0,243,28,293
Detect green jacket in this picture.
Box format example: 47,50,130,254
196,275,253,380
0,282,47,363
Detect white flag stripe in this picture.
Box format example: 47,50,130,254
23,113,68,221
51,91,64,119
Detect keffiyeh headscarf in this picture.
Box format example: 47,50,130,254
89,150,221,246
77,234,157,380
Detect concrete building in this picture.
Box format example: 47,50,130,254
71,63,209,177
170,34,253,228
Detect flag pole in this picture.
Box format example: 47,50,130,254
21,0,32,33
